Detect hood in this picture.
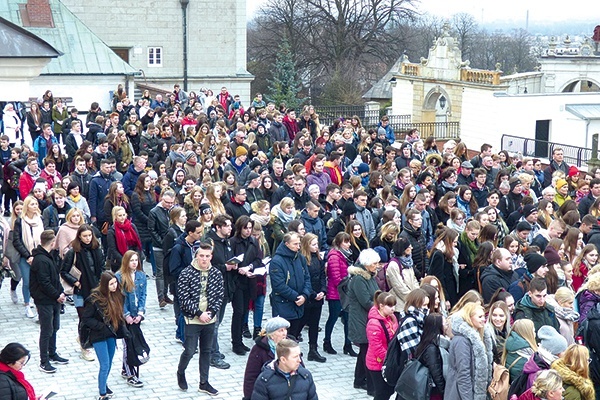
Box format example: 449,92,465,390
505,330,532,352
31,245,53,258
522,352,549,375
551,359,595,400
347,265,373,280
518,293,555,313
206,229,228,245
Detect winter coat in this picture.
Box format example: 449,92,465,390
106,224,142,271
480,265,518,304
504,330,535,382
514,293,560,334
205,229,234,303
115,270,147,317
11,216,42,259
269,242,312,321
429,248,460,306
444,316,493,400
42,203,71,233
326,248,349,300
347,264,379,344
522,350,553,391
300,210,327,251
578,289,600,324
177,262,224,320
81,296,128,344
551,358,595,400
243,336,275,399
399,223,427,279
148,204,170,248
70,169,92,199
355,205,376,242
419,340,447,396
167,231,193,278
88,171,115,224
252,360,317,400
306,172,331,195
578,193,597,218
365,306,398,371
29,245,63,305
121,165,143,197
60,246,104,299
386,258,419,312
305,254,326,304
131,190,156,243
0,367,30,400
267,121,289,143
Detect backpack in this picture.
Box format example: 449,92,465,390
337,274,353,312
488,363,510,400
124,323,151,366
381,316,409,387
375,257,399,292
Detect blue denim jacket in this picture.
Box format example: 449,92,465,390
115,270,147,317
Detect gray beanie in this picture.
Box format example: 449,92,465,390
264,317,290,335
538,325,568,356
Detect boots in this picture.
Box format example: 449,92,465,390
343,343,358,357
253,327,262,340
307,345,327,363
323,340,337,355
242,323,252,339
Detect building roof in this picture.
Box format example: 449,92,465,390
0,0,137,75
566,104,600,120
0,16,62,58
362,56,404,101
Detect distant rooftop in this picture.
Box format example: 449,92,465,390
0,16,61,58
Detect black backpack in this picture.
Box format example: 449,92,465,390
125,323,150,366
381,315,409,387
337,274,353,312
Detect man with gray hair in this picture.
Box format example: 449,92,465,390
269,232,312,339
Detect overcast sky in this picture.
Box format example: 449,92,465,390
246,0,595,24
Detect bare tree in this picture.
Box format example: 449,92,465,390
451,13,479,61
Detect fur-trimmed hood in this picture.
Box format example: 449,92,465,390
551,358,595,400
348,264,373,280
451,314,494,400
425,152,443,167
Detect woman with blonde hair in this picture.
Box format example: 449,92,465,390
250,200,272,250
503,319,538,382
445,302,493,400
54,207,85,258
183,186,204,221
371,221,399,258
106,206,142,272
551,344,595,400
204,182,226,216
486,301,510,363
518,369,564,400
548,287,579,345
398,182,417,215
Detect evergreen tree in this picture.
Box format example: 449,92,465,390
266,40,306,109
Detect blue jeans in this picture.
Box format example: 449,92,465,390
243,295,265,329
324,299,350,345
143,241,156,275
93,337,116,396
18,257,31,303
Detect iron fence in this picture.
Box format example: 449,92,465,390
501,134,593,168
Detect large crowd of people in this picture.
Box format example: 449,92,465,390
1,84,600,400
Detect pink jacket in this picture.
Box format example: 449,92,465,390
326,249,348,300
365,306,398,371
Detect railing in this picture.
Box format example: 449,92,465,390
395,121,460,140
501,134,593,168
316,106,372,127
460,69,501,85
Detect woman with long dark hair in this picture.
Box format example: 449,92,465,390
0,343,36,400
82,271,128,400
428,227,460,306
346,220,369,264
414,313,447,400
103,182,131,229
130,173,156,277
116,251,147,388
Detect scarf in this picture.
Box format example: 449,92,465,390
437,241,461,293
0,362,36,400
113,219,141,255
69,193,81,203
250,213,270,227
339,247,353,263
21,214,43,252
274,204,295,229
460,231,478,264
24,166,40,179
398,255,414,269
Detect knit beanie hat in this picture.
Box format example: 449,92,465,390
516,221,532,232
185,150,196,161
556,179,568,190
543,246,561,266
525,253,547,274
342,201,358,218
264,317,290,335
568,165,579,178
509,177,522,191
357,163,370,174
522,204,537,218
199,203,212,214
538,326,568,356
236,146,248,157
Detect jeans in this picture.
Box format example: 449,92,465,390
153,248,166,301
143,241,156,275
178,323,215,384
231,283,250,348
169,280,185,341
211,305,227,360
93,337,116,396
243,294,265,329
324,299,350,345
38,303,61,364
368,369,395,400
298,301,323,346
18,257,31,304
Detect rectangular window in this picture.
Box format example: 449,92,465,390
148,47,162,67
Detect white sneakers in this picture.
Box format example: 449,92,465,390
80,348,95,362
10,290,18,304
25,306,36,318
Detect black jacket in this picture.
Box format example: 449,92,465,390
106,224,142,272
579,193,597,217
399,223,427,279
418,343,446,395
428,248,459,306
30,245,63,305
225,199,251,222
252,361,317,400
0,369,28,400
70,169,92,199
82,297,127,344
306,254,325,304
206,229,234,302
168,232,195,277
61,245,104,300
131,190,156,244
480,265,518,304
148,204,170,248
230,234,263,293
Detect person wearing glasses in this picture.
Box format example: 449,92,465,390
0,343,36,400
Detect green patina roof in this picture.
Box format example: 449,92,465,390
0,0,137,75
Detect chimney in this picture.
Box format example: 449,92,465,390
20,0,54,28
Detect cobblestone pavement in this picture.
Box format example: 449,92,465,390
0,263,373,400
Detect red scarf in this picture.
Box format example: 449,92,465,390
113,219,142,255
0,362,36,400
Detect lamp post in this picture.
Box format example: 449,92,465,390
180,0,189,91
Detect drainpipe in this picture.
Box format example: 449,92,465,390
180,0,189,91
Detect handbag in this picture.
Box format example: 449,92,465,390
61,253,80,296
488,362,510,400
101,222,109,235
124,323,150,366
395,357,432,400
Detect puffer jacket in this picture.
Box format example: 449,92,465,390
148,204,170,248
347,264,379,344
325,248,349,300
399,223,427,279
0,367,29,400
504,330,535,382
131,190,156,244
419,340,447,396
60,245,104,299
252,360,317,400
243,336,275,399
551,358,595,400
365,306,398,371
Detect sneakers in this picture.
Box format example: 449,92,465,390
210,358,230,369
25,306,36,318
80,348,96,361
10,290,18,304
105,387,114,398
164,296,174,304
39,362,57,374
49,353,69,364
199,382,218,396
127,376,144,388
159,300,167,308
121,371,128,379
65,295,74,305
177,372,188,391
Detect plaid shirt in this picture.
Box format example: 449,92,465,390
396,306,427,356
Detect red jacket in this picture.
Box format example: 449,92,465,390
365,306,398,371
326,249,349,300
19,171,37,199
282,115,300,141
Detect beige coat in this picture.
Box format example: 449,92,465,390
386,260,419,312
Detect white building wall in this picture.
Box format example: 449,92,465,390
391,80,414,116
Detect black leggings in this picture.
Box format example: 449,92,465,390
367,369,395,400
298,301,323,346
